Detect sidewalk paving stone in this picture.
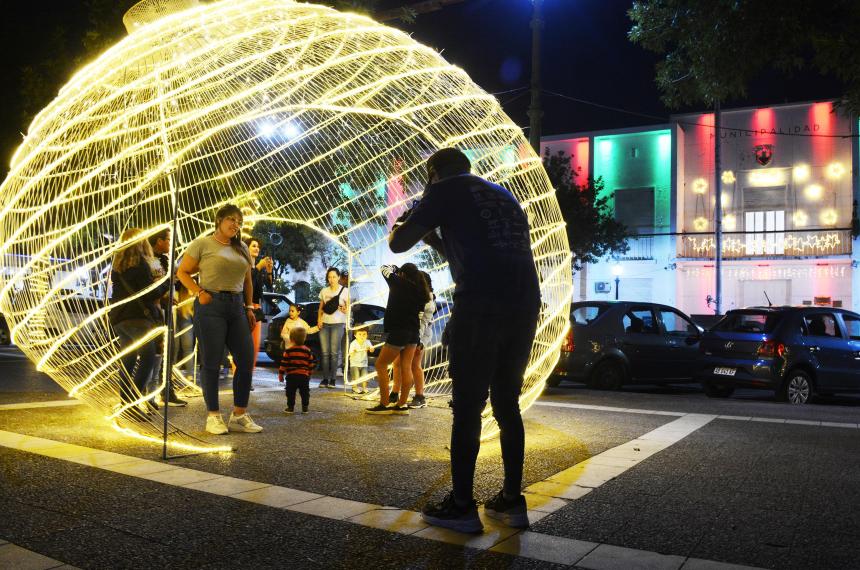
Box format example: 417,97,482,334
0,542,70,570
491,531,598,565
577,544,686,570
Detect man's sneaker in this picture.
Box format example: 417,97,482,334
228,412,263,433
327,381,336,389
284,407,295,414
167,396,188,407
388,391,399,403
421,491,483,533
365,404,393,415
391,405,410,415
483,491,529,528
318,380,329,388
205,414,229,435
301,406,309,414
408,395,427,408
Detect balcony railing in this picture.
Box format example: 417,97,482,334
618,235,654,260
678,229,853,259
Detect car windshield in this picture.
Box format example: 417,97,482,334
571,304,610,325
713,311,783,333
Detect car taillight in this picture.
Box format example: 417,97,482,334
561,328,574,352
757,340,785,358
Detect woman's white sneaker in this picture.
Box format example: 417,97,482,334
228,412,263,433
205,414,229,435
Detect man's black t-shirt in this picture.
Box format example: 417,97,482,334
407,174,540,315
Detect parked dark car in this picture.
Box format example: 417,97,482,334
258,292,293,350
0,313,9,345
698,306,860,404
549,301,703,388
263,301,386,364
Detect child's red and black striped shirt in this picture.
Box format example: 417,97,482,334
279,345,317,378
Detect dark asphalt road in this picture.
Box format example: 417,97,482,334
1,346,859,569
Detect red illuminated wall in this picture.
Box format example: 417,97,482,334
541,137,590,184
810,101,835,166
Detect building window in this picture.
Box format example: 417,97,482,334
744,210,784,255
615,187,654,234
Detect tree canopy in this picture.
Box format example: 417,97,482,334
543,150,629,271
628,0,860,114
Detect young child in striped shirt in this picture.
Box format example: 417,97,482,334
279,326,317,414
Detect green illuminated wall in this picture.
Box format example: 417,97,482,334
593,130,672,231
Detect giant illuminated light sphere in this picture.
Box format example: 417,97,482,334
0,0,572,450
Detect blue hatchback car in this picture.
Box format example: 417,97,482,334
698,307,860,404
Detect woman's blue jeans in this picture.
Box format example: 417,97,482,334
114,318,158,405
194,293,253,412
319,323,345,381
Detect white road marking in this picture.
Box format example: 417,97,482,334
534,400,859,429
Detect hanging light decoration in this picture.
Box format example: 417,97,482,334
692,178,708,194
0,0,572,447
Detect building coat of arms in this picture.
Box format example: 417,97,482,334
754,144,774,166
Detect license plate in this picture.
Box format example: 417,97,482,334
714,367,736,376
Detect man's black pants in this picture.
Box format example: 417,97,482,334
447,309,539,502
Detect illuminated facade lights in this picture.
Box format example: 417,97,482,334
826,162,845,179
721,171,735,184
687,232,843,256
723,214,736,231
0,0,572,446
748,169,786,186
691,178,708,194
820,209,838,225
804,184,824,200
693,216,708,231
792,164,810,182
793,210,809,227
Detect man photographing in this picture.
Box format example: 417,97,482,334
389,148,541,533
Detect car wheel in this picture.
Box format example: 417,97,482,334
590,360,625,390
778,370,813,405
545,375,562,388
703,380,734,398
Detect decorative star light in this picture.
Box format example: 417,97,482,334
0,0,572,450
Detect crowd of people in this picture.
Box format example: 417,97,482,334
109,148,540,534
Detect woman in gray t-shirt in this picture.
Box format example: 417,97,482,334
176,204,263,436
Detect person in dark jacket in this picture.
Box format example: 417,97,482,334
110,228,171,422
243,236,273,372
147,227,187,407
364,263,430,415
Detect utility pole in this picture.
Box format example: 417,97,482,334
714,99,723,315
528,0,544,154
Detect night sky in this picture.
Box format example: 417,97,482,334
0,0,846,172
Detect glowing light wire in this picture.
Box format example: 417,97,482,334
0,0,571,447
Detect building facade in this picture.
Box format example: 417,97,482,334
542,100,860,317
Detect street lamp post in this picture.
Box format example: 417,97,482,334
528,0,544,154
611,264,623,301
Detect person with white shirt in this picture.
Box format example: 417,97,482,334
317,267,349,388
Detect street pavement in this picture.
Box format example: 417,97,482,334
0,346,859,569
